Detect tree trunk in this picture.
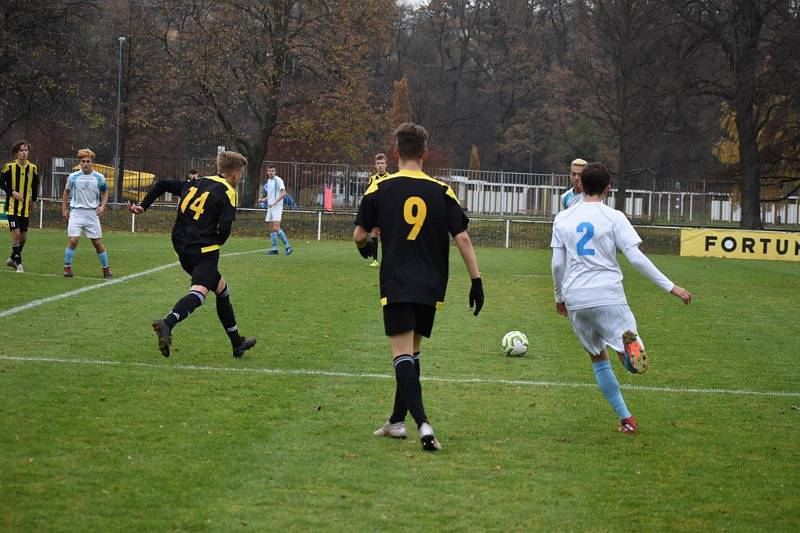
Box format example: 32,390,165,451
238,139,267,208
614,142,630,213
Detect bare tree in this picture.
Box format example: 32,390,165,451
150,0,391,205
671,0,799,229
569,0,690,210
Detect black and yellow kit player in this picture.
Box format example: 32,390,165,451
356,170,468,314
1,149,39,271
354,122,484,452
128,151,256,359
366,169,389,189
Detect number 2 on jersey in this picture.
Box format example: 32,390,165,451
403,196,427,240
180,186,209,221
576,222,595,256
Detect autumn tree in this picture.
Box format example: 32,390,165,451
150,0,393,205
390,77,413,126
566,0,691,210
468,144,480,170
0,0,94,141
671,0,800,229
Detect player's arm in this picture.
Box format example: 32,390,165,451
61,187,70,220
217,219,233,246
453,230,484,316
97,188,108,216
353,224,377,258
622,246,692,304
353,191,378,258
272,188,286,208
131,180,184,213
29,168,39,210
0,167,10,196
551,246,568,316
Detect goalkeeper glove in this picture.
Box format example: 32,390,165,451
357,237,378,259
469,277,484,316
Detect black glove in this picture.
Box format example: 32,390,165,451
358,237,378,259
469,277,484,316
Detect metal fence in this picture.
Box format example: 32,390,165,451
28,199,683,255
5,154,800,228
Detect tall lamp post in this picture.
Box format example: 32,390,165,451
114,36,126,203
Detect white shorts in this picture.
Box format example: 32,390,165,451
265,206,283,222
567,304,644,355
67,208,103,239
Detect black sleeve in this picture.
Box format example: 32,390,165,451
217,219,232,246
354,190,378,231
0,168,9,196
31,168,39,202
140,180,185,210
445,193,469,237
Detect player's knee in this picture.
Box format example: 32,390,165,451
190,284,210,298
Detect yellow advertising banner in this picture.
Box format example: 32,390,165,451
680,228,800,262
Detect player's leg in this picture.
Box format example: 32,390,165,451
90,238,112,279
86,214,111,278
275,216,292,255
380,331,423,434
7,222,21,270
152,252,211,357
15,222,28,272
570,307,636,433
367,227,379,266
213,274,256,357
601,305,647,375
267,218,279,254
64,209,87,278
387,304,440,451
63,219,80,278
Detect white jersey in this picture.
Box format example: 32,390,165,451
262,176,285,206
560,188,584,211
551,201,642,310
66,170,108,209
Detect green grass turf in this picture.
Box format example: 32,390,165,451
1,229,798,530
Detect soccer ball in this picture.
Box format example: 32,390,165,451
501,331,528,357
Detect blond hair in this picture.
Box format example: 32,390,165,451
374,153,387,162
77,148,96,161
217,151,247,175
571,158,587,168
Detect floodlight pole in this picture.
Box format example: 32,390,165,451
114,36,126,203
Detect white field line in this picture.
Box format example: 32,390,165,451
1,355,798,399
1,270,105,281
0,249,263,319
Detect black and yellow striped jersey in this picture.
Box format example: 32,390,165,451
355,169,468,307
140,176,238,254
366,171,389,189
1,161,39,217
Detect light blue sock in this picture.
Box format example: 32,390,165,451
270,232,278,250
592,360,631,419
277,229,290,247
64,247,75,266
97,251,109,268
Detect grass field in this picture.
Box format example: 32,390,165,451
1,229,798,531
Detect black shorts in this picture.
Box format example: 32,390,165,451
383,302,436,337
178,249,222,291
7,215,29,232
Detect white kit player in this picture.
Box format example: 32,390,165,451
550,162,692,433
61,148,113,279
258,164,293,256
560,158,586,211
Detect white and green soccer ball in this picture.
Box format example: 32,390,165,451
501,331,528,357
